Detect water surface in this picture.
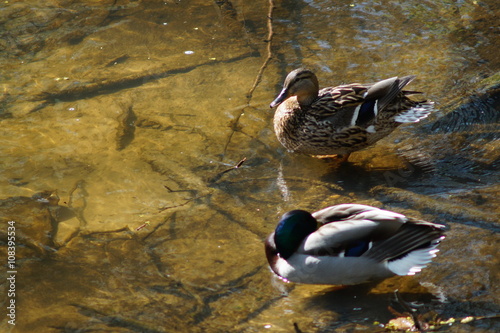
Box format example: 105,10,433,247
1,0,499,332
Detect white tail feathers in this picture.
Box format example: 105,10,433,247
386,237,443,276
394,102,435,123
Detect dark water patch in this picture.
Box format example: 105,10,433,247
308,284,441,331
371,185,499,232
430,76,500,133
320,159,433,194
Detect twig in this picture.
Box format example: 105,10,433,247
164,185,175,192
222,0,275,157
209,157,247,183
158,197,199,212
81,227,131,237
246,0,275,102
135,221,150,231
234,157,247,168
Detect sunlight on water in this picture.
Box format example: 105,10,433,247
0,0,498,332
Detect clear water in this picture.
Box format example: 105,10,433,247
1,0,498,332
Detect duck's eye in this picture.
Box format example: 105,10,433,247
293,76,306,85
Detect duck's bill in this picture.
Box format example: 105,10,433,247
270,88,288,108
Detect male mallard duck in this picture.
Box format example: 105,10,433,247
265,204,446,285
270,68,435,157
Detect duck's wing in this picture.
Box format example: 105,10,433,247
302,204,422,257
313,76,420,127
364,75,415,111
298,219,381,256
313,204,406,225
363,219,446,262
311,84,368,118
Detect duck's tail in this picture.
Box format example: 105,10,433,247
394,100,435,123
386,236,444,275
364,219,446,276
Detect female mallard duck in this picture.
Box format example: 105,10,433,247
270,68,435,157
265,204,446,285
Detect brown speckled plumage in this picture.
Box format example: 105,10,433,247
270,68,435,156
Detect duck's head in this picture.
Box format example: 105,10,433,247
274,210,318,259
270,68,319,108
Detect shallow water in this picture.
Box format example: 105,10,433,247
1,0,499,332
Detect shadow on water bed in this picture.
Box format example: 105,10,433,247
0,0,499,332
